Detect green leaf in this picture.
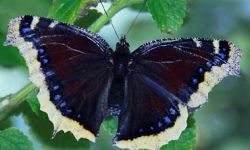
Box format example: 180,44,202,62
147,0,187,32
75,9,103,28
0,128,34,150
160,115,196,150
0,0,51,34
102,117,118,136
0,0,50,66
22,108,90,150
48,0,98,24
0,36,25,67
26,89,41,117
130,3,148,12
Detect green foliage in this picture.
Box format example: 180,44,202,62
0,0,50,33
0,128,34,150
0,0,50,66
22,109,91,150
48,0,98,24
0,37,25,66
102,117,118,136
75,9,103,28
147,0,187,32
130,3,148,12
25,89,41,117
161,115,196,150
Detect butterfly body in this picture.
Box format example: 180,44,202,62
4,16,241,150
112,37,131,79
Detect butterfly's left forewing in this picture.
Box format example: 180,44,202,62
114,38,241,149
5,16,113,142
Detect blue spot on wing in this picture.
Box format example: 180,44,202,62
164,116,172,125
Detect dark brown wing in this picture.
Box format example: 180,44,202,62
4,16,113,141
114,38,241,149
130,38,241,109
114,73,188,150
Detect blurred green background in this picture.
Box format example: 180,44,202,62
0,0,249,150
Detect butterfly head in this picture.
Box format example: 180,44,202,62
116,36,130,54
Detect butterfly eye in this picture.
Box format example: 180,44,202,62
128,60,133,66
109,58,114,64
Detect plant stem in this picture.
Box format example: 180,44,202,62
88,0,144,32
0,83,36,120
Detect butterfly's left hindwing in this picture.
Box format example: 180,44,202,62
5,16,113,142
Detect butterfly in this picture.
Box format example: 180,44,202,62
4,16,241,150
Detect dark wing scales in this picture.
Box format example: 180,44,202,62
131,38,241,109
4,16,113,141
114,73,188,150
114,38,241,149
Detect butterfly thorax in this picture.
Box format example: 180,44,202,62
112,37,131,79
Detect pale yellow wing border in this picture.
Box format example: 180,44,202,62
114,103,188,150
187,39,242,108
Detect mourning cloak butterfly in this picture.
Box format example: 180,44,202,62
4,16,241,150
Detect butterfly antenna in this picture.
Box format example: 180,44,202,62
125,1,147,37
99,0,120,40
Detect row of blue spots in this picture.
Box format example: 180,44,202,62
190,61,214,91
188,40,230,92
212,40,230,66
190,41,230,91
48,84,75,117
138,118,172,133
20,16,40,42
48,83,79,119
53,93,74,116
38,47,54,78
32,38,80,120
138,113,175,134
20,16,33,37
38,47,50,66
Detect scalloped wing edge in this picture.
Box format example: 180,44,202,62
114,104,188,150
187,41,241,108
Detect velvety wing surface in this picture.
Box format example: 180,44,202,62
130,38,241,109
114,38,241,149
114,73,188,150
4,16,113,141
